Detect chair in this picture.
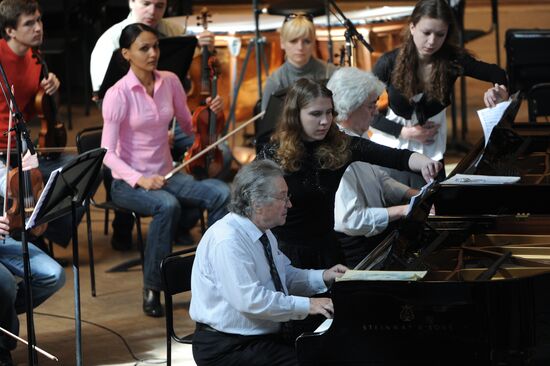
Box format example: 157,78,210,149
161,248,197,366
76,126,147,296
505,29,550,94
527,83,550,123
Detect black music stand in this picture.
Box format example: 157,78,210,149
26,147,107,366
255,86,287,152
98,36,198,99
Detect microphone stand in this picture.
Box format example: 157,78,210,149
327,0,374,53
325,0,334,64
344,29,352,66
253,0,263,100
0,60,38,365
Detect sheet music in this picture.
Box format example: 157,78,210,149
336,270,427,282
442,174,520,185
405,179,435,216
477,100,512,147
25,167,62,230
314,319,333,333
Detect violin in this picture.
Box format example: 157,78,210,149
185,8,212,112
185,56,226,179
6,166,47,238
32,49,67,160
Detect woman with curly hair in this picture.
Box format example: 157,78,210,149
258,78,441,269
370,0,508,185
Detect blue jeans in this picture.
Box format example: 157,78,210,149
111,173,229,290
0,238,65,352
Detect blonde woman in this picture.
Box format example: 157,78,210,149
261,13,336,112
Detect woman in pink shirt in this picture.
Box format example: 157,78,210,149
101,23,230,317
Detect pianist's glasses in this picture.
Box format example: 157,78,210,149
272,193,292,205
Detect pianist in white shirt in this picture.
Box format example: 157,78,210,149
190,160,348,366
327,67,419,267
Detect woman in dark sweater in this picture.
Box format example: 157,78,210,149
370,0,508,184
258,78,441,269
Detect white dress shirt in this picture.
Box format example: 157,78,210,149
334,161,410,237
90,12,185,92
190,212,327,335
335,124,410,237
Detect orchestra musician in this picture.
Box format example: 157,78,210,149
100,23,230,317
0,0,83,250
0,155,65,366
327,67,420,268
261,13,337,112
257,78,441,270
90,0,224,251
190,159,347,366
370,0,508,186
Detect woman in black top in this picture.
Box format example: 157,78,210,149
259,78,441,269
370,0,508,183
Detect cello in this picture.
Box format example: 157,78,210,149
32,48,67,160
185,56,225,179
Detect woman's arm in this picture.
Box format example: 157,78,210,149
170,73,193,135
462,54,509,107
101,88,143,187
351,137,412,171
407,153,442,182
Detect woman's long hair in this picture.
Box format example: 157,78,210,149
272,78,350,172
392,0,465,104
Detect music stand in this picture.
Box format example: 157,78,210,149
255,86,287,152
26,147,107,366
97,36,198,99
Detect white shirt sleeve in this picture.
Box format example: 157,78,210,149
90,18,130,92
334,163,390,237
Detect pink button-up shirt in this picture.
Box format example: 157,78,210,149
101,69,192,187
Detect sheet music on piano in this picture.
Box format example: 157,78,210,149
477,99,512,147
463,92,523,173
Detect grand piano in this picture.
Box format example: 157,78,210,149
296,95,550,365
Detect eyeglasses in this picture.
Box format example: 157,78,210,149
272,193,292,205
283,13,314,24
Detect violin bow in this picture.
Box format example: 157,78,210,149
0,326,58,362
165,111,265,180
3,86,14,216
171,117,177,136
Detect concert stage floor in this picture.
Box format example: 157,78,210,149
9,1,550,365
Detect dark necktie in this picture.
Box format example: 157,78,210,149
259,233,286,294
259,233,294,343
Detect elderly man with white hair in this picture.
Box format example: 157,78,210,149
327,67,419,267
190,159,348,366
